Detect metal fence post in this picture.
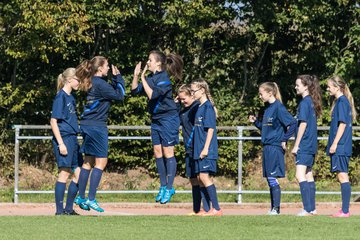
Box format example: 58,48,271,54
14,125,20,204
237,126,243,204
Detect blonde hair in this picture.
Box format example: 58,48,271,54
57,68,76,92
328,76,357,122
178,84,192,96
259,82,283,103
297,75,322,117
191,79,218,118
76,56,108,92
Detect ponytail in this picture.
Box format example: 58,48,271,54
259,82,283,103
191,79,218,118
328,76,357,123
76,56,108,92
297,74,323,117
56,68,76,92
150,50,184,81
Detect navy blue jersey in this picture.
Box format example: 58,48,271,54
193,100,218,160
80,74,125,126
255,100,295,146
295,95,318,154
131,71,178,120
326,95,353,156
51,89,79,136
180,101,200,154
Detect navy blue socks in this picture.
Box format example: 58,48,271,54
65,181,78,213
271,185,281,209
192,185,201,213
206,184,220,211
200,187,211,212
88,168,103,201
156,157,167,186
308,181,316,211
341,182,351,214
55,181,66,214
299,181,311,212
78,168,90,199
166,157,177,190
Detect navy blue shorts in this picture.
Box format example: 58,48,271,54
151,115,180,147
194,158,217,175
185,154,197,178
53,135,80,169
262,145,285,178
330,155,350,173
295,153,315,167
80,125,108,158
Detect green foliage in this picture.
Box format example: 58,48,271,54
0,1,359,181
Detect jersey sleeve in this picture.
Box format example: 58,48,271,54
297,100,309,122
203,104,217,129
51,94,64,120
151,80,172,100
337,98,348,123
278,104,295,127
131,82,144,96
99,79,125,101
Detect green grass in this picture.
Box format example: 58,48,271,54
0,215,359,240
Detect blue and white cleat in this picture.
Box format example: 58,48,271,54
155,186,166,202
160,188,175,204
86,199,104,212
74,196,90,211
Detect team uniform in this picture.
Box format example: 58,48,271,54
75,74,125,212
327,95,353,173
193,100,219,174
131,70,179,203
295,95,317,166
80,74,125,157
51,89,82,215
180,101,200,178
254,99,296,214
51,89,81,169
294,95,318,214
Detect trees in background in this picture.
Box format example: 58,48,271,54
0,0,359,180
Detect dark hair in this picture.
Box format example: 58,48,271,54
296,75,322,117
76,56,108,92
149,50,183,81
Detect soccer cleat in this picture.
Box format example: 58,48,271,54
155,186,166,202
160,188,175,204
267,207,280,215
310,210,317,215
86,199,104,212
74,196,90,211
297,209,312,217
331,210,350,218
195,209,208,216
55,211,65,216
64,210,80,216
202,208,223,216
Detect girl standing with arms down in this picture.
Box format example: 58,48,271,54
292,75,322,216
249,82,296,215
132,51,183,204
327,76,357,218
190,79,222,216
74,56,126,212
50,68,83,215
177,84,210,215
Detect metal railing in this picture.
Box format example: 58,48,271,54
13,125,360,204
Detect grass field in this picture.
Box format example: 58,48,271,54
0,215,359,240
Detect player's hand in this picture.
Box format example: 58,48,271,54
59,143,68,155
141,65,148,79
329,143,337,154
291,146,299,155
134,62,141,76
281,142,287,151
174,95,180,103
112,65,120,75
249,115,256,123
200,149,208,159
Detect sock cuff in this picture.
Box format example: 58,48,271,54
81,167,91,173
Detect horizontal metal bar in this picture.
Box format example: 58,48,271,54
15,190,360,195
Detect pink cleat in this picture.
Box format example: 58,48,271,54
331,210,350,218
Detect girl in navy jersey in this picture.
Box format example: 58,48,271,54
190,79,222,216
51,68,82,215
249,82,296,215
74,56,126,212
327,76,357,218
177,84,211,215
292,75,322,216
132,51,183,204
